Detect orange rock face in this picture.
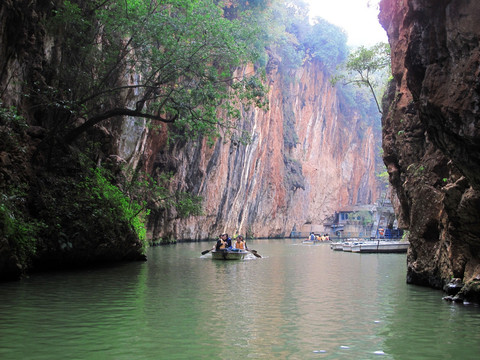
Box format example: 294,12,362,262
139,57,382,240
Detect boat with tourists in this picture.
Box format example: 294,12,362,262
211,249,249,260
302,239,319,245
200,233,262,259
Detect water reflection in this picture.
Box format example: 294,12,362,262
0,240,479,359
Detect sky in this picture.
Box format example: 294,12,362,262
305,0,387,47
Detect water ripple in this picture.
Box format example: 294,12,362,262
0,241,479,359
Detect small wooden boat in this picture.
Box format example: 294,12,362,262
211,249,249,260
302,239,319,245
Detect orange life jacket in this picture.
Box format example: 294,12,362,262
235,241,245,249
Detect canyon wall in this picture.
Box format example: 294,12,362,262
379,0,480,301
0,1,382,278
119,56,383,240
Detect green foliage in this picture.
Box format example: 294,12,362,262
350,211,374,226
0,102,28,151
0,190,44,268
83,168,148,245
377,171,389,180
0,102,27,128
261,1,347,73
406,163,425,178
304,18,348,72
42,0,268,144
237,0,269,9
347,43,391,75
174,192,203,218
119,170,203,219
333,42,391,114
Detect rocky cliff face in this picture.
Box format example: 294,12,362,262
127,56,382,240
0,0,382,279
0,1,146,280
379,0,480,302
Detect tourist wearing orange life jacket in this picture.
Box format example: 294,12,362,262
233,235,248,250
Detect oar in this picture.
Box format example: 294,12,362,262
201,249,211,255
249,249,262,258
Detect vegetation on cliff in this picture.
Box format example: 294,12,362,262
0,0,269,279
0,101,148,277
0,0,385,278
44,0,268,144
333,42,391,114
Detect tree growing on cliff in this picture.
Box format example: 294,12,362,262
333,42,391,114
304,17,348,73
40,0,268,145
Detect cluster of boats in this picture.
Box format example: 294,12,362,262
202,239,409,260
330,239,409,253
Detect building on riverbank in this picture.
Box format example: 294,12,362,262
322,199,403,239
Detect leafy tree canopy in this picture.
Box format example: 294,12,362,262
259,1,348,73
304,17,348,72
41,0,268,144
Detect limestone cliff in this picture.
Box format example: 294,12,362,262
0,0,382,279
379,0,480,302
132,56,383,240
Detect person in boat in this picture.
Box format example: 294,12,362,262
233,235,248,250
309,232,315,241
215,233,232,251
215,234,226,251
222,233,232,249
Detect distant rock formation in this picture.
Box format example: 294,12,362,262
135,56,383,240
380,0,480,302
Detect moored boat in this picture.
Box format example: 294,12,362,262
351,241,409,253
211,249,249,260
342,242,353,252
330,243,344,251
330,240,409,253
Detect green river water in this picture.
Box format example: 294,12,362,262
1,239,479,359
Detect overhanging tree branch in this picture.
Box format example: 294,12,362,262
48,0,267,146
64,108,178,144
